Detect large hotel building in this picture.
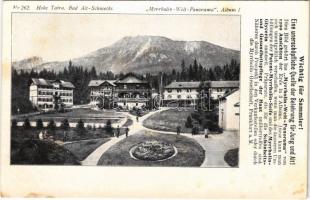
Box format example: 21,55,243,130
88,74,151,109
29,78,75,110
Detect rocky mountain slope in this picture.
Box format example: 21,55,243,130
13,35,240,74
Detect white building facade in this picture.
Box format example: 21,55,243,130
163,81,201,107
218,90,240,130
29,78,74,111
202,81,239,100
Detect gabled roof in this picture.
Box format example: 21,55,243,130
115,74,148,84
30,78,51,86
59,80,75,88
219,89,239,100
203,81,239,88
30,78,75,88
88,80,116,87
165,81,201,89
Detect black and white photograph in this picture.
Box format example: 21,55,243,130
11,14,240,167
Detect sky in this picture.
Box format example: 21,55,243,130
12,14,240,62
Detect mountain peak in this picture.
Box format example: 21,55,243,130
13,36,240,74
13,56,44,70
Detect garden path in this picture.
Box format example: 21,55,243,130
80,108,169,165
81,107,239,167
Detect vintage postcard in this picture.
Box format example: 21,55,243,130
10,13,240,167
0,1,308,198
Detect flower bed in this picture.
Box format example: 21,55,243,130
131,140,176,161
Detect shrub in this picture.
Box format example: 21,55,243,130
11,119,18,129
47,119,56,131
77,119,85,130
86,125,92,130
191,112,201,123
60,119,70,130
224,148,239,167
105,119,113,135
59,104,65,113
185,116,193,128
202,119,221,132
76,119,86,136
136,109,141,116
23,118,31,129
36,119,44,129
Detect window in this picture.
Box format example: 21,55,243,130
187,89,191,92
177,89,182,93
168,89,172,93
187,95,192,99
177,95,181,99
124,85,127,89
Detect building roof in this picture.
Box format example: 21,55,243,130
234,102,240,107
88,80,116,87
203,81,239,88
30,78,75,88
164,81,201,89
59,80,75,88
219,89,239,100
115,73,148,84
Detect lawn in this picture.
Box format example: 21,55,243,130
11,126,126,142
98,131,205,167
11,139,80,165
13,108,125,123
143,108,195,133
122,118,133,127
63,138,110,161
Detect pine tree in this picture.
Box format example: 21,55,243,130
105,119,113,135
61,119,70,130
36,119,43,129
181,59,186,81
23,118,31,129
185,116,193,128
188,64,193,81
193,58,199,80
47,119,56,131
11,119,17,129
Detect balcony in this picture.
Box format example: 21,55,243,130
114,88,150,93
115,97,149,102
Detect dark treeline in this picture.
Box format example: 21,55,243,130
11,58,239,114
145,58,239,90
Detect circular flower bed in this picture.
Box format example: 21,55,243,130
131,140,176,161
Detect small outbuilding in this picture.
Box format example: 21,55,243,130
218,89,240,130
